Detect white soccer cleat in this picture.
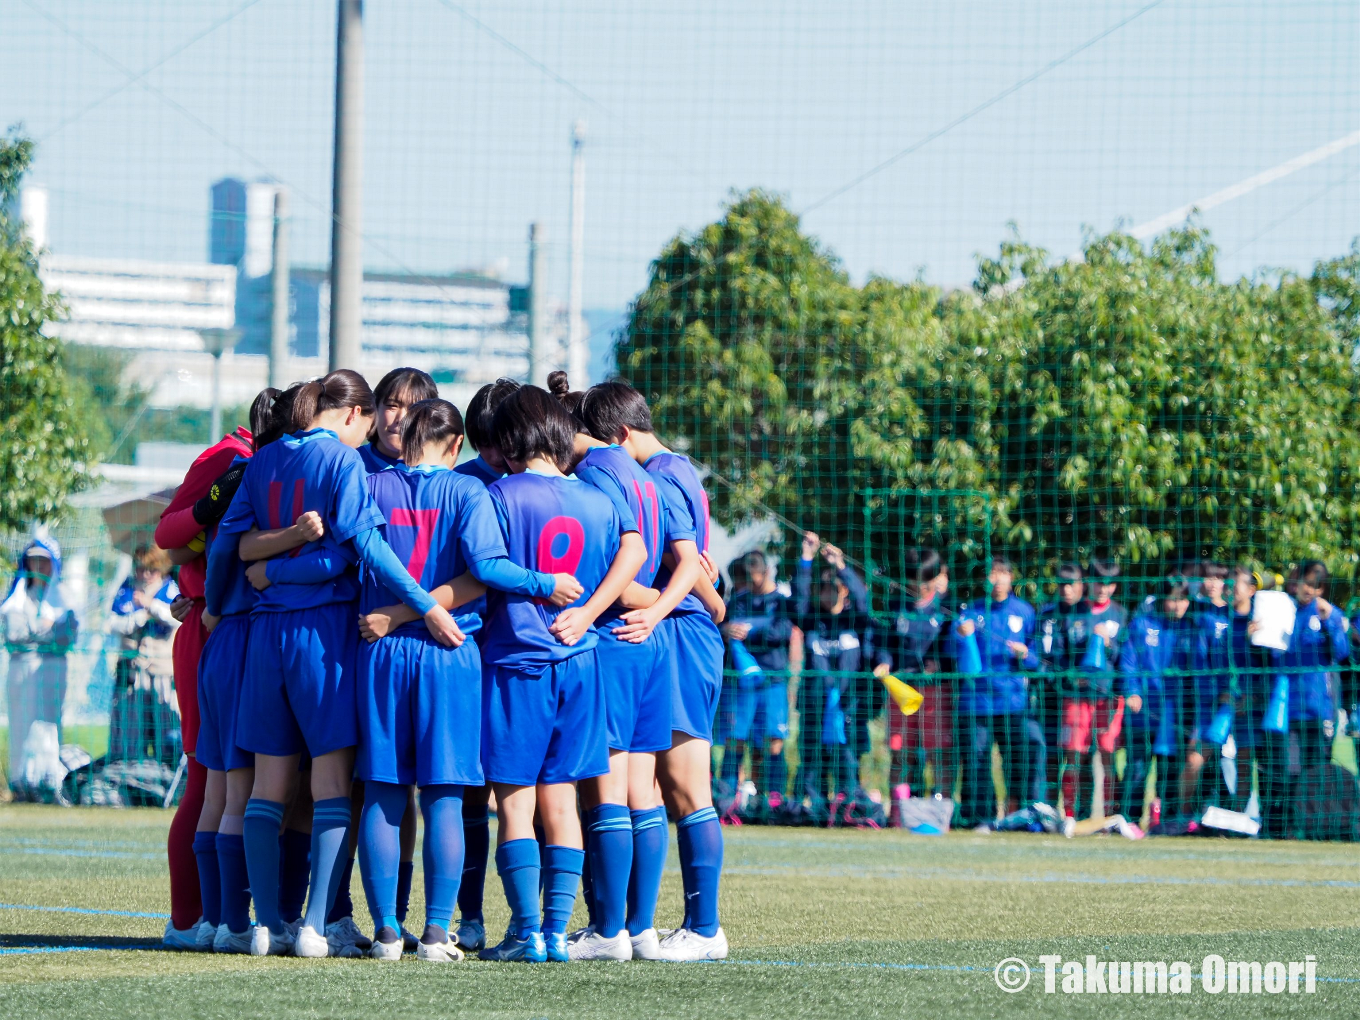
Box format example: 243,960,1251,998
195,920,217,951
326,915,373,954
629,928,662,960
162,917,205,951
294,923,332,958
416,935,465,962
400,926,419,953
369,927,404,961
455,917,486,951
213,923,255,954
249,924,296,957
656,927,729,962
567,929,633,961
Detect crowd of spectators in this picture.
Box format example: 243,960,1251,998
714,536,1358,838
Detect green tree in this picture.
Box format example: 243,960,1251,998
621,189,1360,598
617,191,950,567
0,131,93,531
950,226,1360,581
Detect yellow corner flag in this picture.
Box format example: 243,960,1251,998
880,674,923,717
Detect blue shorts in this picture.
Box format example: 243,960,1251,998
727,680,789,743
482,649,609,786
196,614,253,772
236,603,359,758
595,619,673,754
664,613,724,744
356,632,483,787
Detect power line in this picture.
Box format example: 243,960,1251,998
430,0,704,179
1131,130,1360,241
22,0,528,314
800,0,1168,216
37,0,266,143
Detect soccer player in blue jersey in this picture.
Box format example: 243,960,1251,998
351,398,582,961
331,366,440,954
551,373,700,961
214,370,463,959
455,378,518,487
448,375,519,951
579,381,729,962
476,385,644,963
359,368,438,475
199,388,350,953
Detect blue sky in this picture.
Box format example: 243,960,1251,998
5,0,1358,319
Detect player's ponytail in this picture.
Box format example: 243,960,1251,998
580,380,653,443
465,378,520,453
491,385,577,473
400,399,465,465
250,383,304,450
248,387,279,445
546,370,587,426
291,369,375,431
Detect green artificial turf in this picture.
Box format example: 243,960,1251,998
1,804,1358,1018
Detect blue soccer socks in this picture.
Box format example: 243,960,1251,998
303,797,352,934
216,832,251,934
586,805,633,939
676,807,723,937
541,845,585,937
358,782,406,932
278,827,311,923
459,806,490,923
327,857,356,924
626,806,669,936
243,799,286,933
192,831,221,929
419,785,465,935
395,861,414,924
495,839,542,938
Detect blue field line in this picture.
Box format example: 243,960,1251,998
724,958,982,974
721,863,1360,890
0,903,171,919
0,945,161,956
0,846,162,860
723,958,1360,984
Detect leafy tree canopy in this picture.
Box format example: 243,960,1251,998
0,130,93,531
620,189,1360,596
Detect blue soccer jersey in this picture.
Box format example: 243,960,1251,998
218,428,386,611
575,445,663,621
359,442,402,474
479,470,623,671
455,456,502,487
361,464,509,636
644,451,710,616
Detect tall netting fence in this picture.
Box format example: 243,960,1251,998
2,2,1358,837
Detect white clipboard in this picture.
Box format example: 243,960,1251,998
1250,590,1295,652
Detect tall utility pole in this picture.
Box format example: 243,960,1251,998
270,187,290,388
328,0,364,372
566,120,588,386
528,223,547,386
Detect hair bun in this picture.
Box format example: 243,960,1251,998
547,370,570,396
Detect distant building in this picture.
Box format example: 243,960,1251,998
19,179,564,409
38,255,235,352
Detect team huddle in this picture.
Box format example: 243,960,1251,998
161,367,728,963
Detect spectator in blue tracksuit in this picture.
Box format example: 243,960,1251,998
719,549,795,800
1270,561,1348,836
1119,579,1194,824
793,532,887,802
956,557,1042,828
1187,561,1233,813
1217,567,1284,826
